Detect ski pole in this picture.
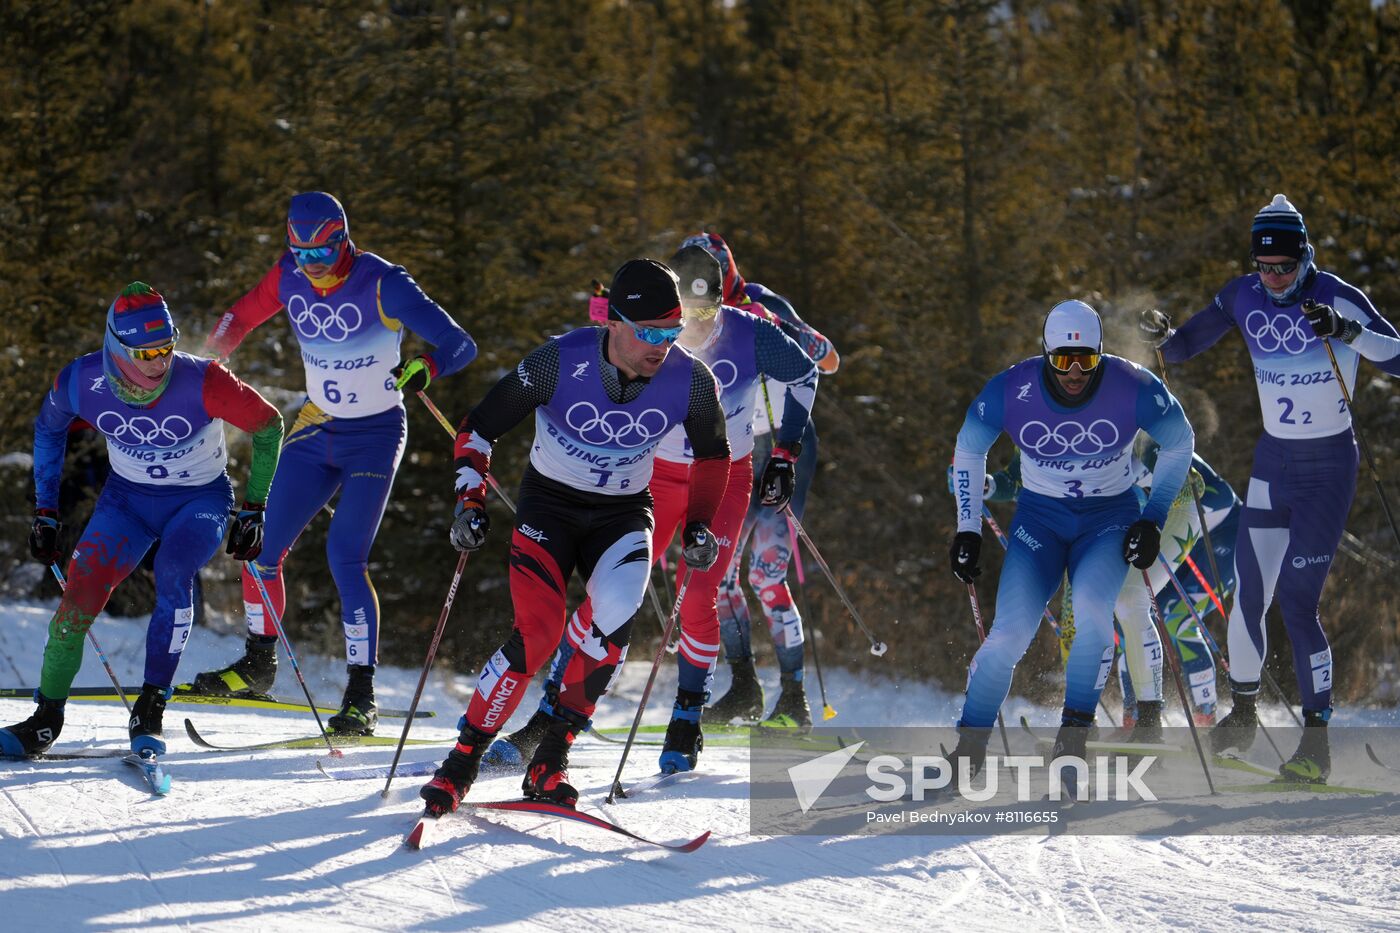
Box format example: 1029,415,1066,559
787,511,887,656
964,582,1012,757
415,389,518,513
1180,553,1301,729
605,569,695,804
245,561,342,758
1157,555,1286,762
49,564,133,718
1304,300,1400,555
981,508,1117,727
382,551,470,797
788,516,836,721
1143,570,1217,794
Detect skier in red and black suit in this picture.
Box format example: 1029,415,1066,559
420,258,730,813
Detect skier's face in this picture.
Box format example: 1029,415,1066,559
1255,254,1300,292
607,317,678,378
1051,360,1093,396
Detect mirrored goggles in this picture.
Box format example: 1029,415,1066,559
288,234,345,264
612,306,683,345
1253,258,1299,276
125,340,177,362
1046,349,1101,373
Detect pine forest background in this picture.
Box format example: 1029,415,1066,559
3,0,1400,710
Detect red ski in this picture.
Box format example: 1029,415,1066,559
403,798,709,853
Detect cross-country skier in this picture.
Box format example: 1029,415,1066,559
1141,194,1400,783
482,245,818,774
1,283,282,757
419,258,730,814
948,300,1194,777
677,232,841,729
190,192,477,735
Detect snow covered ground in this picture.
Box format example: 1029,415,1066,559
3,598,1400,932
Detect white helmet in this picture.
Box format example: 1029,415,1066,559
1042,299,1102,354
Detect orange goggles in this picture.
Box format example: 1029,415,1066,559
125,342,176,362
1046,349,1101,373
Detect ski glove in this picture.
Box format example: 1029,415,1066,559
1139,309,1173,346
29,509,63,565
759,444,799,509
392,356,433,394
949,531,982,583
226,502,266,562
682,521,720,572
1302,299,1362,343
450,499,490,552
1122,519,1161,569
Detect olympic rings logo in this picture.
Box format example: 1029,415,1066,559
564,401,670,448
1244,309,1313,355
709,359,739,391
1018,419,1121,457
95,411,193,449
287,294,363,342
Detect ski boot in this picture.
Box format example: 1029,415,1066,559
420,724,494,815
484,708,553,768
190,635,278,696
1210,682,1259,754
328,664,377,735
945,723,993,785
1278,708,1331,784
523,706,587,807
660,689,705,774
704,655,764,724
0,692,66,757
1127,699,1164,745
129,684,170,756
1049,709,1095,801
760,673,812,731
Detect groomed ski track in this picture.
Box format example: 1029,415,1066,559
2,599,1398,931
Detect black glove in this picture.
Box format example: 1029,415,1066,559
949,531,982,583
226,502,266,561
1302,299,1362,343
1122,519,1161,569
682,521,720,572
450,499,490,552
391,356,433,394
1139,309,1172,346
759,444,799,509
29,509,63,565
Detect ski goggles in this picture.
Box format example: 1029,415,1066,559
1253,258,1299,276
288,234,345,264
1045,348,1101,373
612,306,684,345
121,334,178,362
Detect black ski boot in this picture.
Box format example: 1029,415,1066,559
420,724,494,815
484,708,553,768
1210,682,1259,754
191,635,278,696
946,723,993,785
705,655,764,724
1128,699,1164,745
1049,709,1095,801
761,673,812,731
660,689,706,774
523,706,588,807
0,692,66,757
328,664,377,735
1279,708,1332,784
129,684,169,756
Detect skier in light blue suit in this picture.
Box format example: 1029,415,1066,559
947,300,1194,774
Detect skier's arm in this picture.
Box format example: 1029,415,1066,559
681,362,731,526
32,364,81,512
1159,290,1238,364
952,374,1007,534
1136,376,1195,526
1333,286,1400,375
201,361,284,505
753,316,819,447
750,286,839,373
379,267,478,380
205,260,285,360
453,340,558,505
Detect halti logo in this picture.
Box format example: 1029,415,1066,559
1016,383,1032,401
1291,554,1330,569
573,362,590,380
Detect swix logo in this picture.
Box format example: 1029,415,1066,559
627,293,642,300
516,361,532,387
1014,526,1043,551
573,362,590,380
520,524,548,543
1016,383,1032,402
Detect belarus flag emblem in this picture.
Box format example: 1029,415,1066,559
145,320,165,332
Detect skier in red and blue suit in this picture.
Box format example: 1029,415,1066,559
191,192,477,735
